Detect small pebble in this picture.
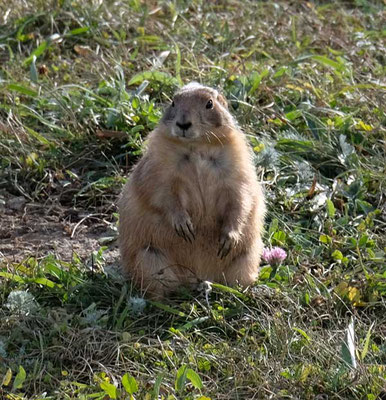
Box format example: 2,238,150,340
7,196,26,211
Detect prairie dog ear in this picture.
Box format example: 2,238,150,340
217,93,228,109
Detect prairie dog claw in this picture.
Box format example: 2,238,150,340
173,214,195,243
218,231,240,259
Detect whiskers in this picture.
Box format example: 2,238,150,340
203,130,212,144
206,129,224,146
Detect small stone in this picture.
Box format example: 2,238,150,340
7,196,26,211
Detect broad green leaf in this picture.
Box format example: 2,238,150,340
248,68,270,96
186,369,203,389
348,287,365,307
335,281,349,297
272,230,287,245
128,71,179,87
100,381,118,399
319,234,331,244
258,265,272,281
285,110,302,121
326,199,335,218
12,366,26,390
358,235,368,248
332,250,343,261
356,200,374,215
1,368,12,387
175,365,188,393
356,120,373,131
131,97,140,109
130,125,145,134
121,373,138,395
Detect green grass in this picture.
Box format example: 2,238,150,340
1,0,385,399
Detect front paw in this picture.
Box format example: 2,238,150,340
172,213,195,243
218,230,240,259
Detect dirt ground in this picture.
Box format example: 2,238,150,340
0,192,119,266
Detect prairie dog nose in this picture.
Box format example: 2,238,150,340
176,121,192,131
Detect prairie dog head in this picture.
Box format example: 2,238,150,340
160,83,234,142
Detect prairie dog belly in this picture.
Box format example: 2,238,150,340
177,146,229,219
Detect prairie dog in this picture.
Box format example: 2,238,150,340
119,83,265,298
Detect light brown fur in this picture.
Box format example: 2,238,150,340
118,83,265,298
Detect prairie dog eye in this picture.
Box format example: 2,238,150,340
206,99,213,109
171,101,175,107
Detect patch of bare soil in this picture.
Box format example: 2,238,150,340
0,193,119,266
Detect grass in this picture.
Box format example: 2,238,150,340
1,0,385,398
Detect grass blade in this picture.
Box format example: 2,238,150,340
30,55,38,83
1,368,12,387
147,300,186,317
341,317,357,369
175,365,188,393
24,41,48,66
175,44,182,86
68,26,89,36
326,199,335,218
210,283,247,300
128,71,179,87
361,322,374,361
7,83,38,97
152,373,164,400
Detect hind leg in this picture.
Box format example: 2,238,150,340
131,246,179,299
133,246,198,299
222,241,263,287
